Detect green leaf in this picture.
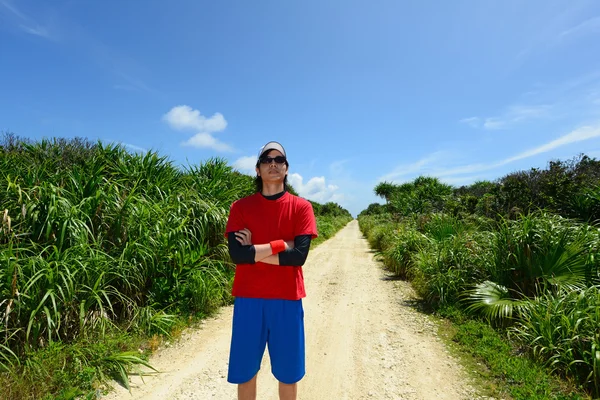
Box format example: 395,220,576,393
463,280,527,321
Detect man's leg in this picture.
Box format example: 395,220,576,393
238,374,258,400
228,298,267,394
267,299,305,398
278,382,297,400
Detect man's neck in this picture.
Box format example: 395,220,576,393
261,182,285,196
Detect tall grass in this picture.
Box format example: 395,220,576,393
383,225,427,278
360,159,600,397
411,231,492,306
358,211,600,397
1,145,241,350
511,286,600,394
0,133,352,399
464,213,598,324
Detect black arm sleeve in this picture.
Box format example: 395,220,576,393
278,234,312,267
227,232,256,264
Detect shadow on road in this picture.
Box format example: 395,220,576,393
380,274,403,281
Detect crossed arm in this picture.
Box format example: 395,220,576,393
227,229,312,266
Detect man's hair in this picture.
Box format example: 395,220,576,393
255,155,290,193
255,175,289,193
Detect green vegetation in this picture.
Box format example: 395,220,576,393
359,154,600,399
310,201,353,247
438,308,586,400
0,133,351,399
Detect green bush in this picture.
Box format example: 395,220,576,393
360,156,600,397
0,133,352,399
387,177,453,216
357,202,387,217
382,224,427,278
418,213,469,241
410,231,491,307
511,286,600,396
569,185,600,223
489,213,597,298
450,315,587,399
182,260,233,315
489,155,600,222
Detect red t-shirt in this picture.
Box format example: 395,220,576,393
225,192,318,300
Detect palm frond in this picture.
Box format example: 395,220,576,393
463,280,528,321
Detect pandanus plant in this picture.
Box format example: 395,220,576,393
463,212,598,322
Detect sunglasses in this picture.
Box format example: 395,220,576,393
259,156,287,164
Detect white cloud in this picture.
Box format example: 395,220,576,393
163,105,227,132
378,151,447,182
483,118,506,130
0,0,24,18
466,72,600,133
507,105,552,124
288,173,343,204
435,163,490,178
163,105,233,152
232,156,257,175
182,133,233,152
0,0,52,39
19,24,49,37
502,125,600,164
120,142,147,153
450,125,600,173
475,104,552,130
439,175,487,186
559,16,600,39
459,117,480,128
114,71,153,93
438,126,600,174
380,124,600,183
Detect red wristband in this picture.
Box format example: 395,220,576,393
270,240,286,255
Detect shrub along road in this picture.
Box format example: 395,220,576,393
104,220,482,399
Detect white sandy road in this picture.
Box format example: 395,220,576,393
103,220,481,400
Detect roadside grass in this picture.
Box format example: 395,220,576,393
435,306,590,400
0,216,351,400
0,135,354,399
0,332,152,400
359,212,599,398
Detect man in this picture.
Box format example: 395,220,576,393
225,141,318,400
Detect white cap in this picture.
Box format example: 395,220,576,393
257,141,286,161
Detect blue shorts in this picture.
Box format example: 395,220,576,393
227,297,305,384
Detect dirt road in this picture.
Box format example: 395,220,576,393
105,220,480,399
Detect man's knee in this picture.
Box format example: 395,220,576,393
238,374,258,400
278,381,298,400
239,373,257,386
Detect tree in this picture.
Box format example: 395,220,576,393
374,181,396,203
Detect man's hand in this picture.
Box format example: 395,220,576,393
233,230,292,264
235,228,253,246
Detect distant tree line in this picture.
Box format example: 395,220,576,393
363,154,600,224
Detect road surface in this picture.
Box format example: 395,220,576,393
104,220,480,400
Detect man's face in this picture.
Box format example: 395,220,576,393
256,149,288,183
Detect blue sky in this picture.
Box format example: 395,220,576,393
2,1,600,216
